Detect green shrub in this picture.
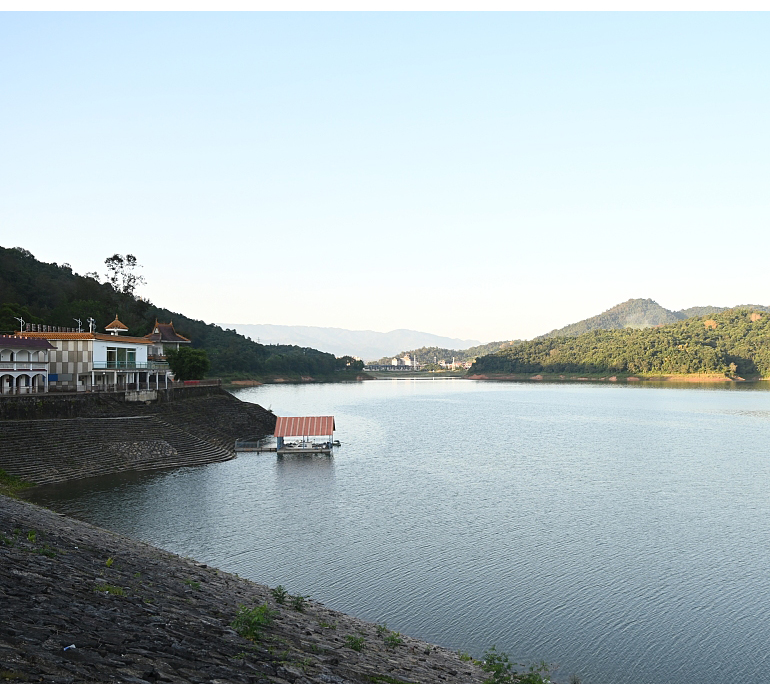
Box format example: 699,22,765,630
345,635,365,652
384,632,404,649
482,646,551,684
290,594,309,612
232,603,276,641
271,585,288,604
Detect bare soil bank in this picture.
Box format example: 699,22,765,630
0,495,484,684
466,373,767,384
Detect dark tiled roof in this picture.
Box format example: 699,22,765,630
144,320,191,344
1,335,56,350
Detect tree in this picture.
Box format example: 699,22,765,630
335,355,364,371
0,303,41,333
104,254,146,296
166,347,211,381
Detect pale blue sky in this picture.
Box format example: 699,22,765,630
2,13,768,341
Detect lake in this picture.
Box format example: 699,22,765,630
27,379,770,684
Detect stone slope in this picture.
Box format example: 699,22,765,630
0,496,485,684
0,416,233,485
0,390,277,485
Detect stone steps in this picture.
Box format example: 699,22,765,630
0,416,233,485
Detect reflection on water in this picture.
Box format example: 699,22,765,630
27,379,770,684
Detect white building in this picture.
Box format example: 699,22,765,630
0,335,55,394
17,316,171,392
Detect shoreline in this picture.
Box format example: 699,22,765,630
466,372,770,384
0,494,487,684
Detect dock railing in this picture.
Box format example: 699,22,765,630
235,437,274,452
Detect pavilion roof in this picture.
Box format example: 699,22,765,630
274,416,335,437
144,320,191,344
105,315,129,331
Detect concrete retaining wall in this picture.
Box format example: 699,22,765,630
0,384,222,420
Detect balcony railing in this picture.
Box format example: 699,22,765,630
92,361,170,370
0,361,49,371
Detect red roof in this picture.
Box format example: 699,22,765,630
274,416,335,437
105,315,129,330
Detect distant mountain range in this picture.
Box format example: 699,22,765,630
537,299,770,339
225,300,770,365
219,323,481,362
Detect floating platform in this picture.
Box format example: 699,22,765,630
277,445,332,455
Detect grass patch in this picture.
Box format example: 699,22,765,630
94,583,125,596
365,675,419,684
183,578,201,590
0,469,33,498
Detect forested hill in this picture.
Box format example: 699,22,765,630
378,340,521,366
471,309,770,378
537,298,770,339
0,246,354,378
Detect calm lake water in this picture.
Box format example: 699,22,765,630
27,379,770,684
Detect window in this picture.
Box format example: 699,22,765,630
107,348,117,368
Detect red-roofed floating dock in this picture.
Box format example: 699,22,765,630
235,416,338,455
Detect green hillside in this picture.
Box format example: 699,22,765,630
0,246,359,379
471,308,770,378
537,298,770,339
537,298,681,338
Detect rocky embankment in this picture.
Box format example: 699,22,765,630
0,496,484,684
0,390,276,486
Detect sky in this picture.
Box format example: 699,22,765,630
1,12,769,342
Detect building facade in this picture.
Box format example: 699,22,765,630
0,335,55,394
17,317,172,392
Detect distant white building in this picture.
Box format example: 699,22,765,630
390,354,419,369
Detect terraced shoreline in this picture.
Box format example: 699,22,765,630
0,389,276,486
0,495,485,684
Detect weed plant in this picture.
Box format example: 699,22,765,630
482,647,551,684
290,594,309,612
232,603,276,641
345,635,365,652
271,585,288,604
384,632,404,649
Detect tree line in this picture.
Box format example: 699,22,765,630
470,309,770,378
0,246,360,379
